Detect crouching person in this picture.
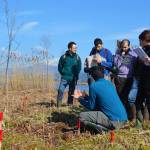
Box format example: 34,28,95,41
73,66,127,133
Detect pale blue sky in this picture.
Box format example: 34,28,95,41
0,0,150,64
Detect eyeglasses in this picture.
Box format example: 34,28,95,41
145,39,150,42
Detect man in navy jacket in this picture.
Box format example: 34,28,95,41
84,38,113,84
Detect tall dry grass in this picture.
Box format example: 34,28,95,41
0,49,57,92
0,49,58,116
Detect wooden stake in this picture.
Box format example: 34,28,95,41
0,112,3,150
110,130,115,143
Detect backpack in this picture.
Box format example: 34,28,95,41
61,53,80,68
62,53,80,61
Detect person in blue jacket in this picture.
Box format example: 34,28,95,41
73,66,127,133
84,38,113,84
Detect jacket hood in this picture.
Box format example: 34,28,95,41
65,50,76,57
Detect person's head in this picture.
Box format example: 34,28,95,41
120,39,130,53
89,66,105,80
94,38,103,51
68,41,77,53
139,29,150,50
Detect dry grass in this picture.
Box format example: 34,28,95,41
0,65,149,149
0,72,56,91
0,89,149,150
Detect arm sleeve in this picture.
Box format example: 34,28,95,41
101,51,113,68
79,85,96,110
58,55,64,75
77,56,82,74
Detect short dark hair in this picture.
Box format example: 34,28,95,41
68,41,76,49
94,38,103,46
120,39,130,47
89,66,104,80
139,30,150,42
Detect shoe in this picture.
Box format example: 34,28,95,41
136,110,143,122
57,100,62,108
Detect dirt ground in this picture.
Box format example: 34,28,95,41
0,89,150,150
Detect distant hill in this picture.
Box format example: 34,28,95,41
0,64,87,82
48,66,87,82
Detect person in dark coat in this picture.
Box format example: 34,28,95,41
57,42,81,107
136,30,150,121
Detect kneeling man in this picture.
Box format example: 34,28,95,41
73,66,127,133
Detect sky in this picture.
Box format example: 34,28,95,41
0,0,150,65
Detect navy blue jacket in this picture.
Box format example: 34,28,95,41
90,47,113,75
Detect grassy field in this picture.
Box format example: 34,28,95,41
0,89,150,150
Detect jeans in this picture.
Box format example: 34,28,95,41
128,78,138,105
57,78,76,107
80,111,125,133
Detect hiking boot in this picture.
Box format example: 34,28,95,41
57,100,62,108
135,119,143,129
129,104,136,121
136,110,143,122
143,106,149,121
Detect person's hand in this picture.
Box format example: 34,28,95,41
94,55,106,63
145,56,150,64
94,55,102,63
72,90,83,99
81,91,88,97
96,57,102,63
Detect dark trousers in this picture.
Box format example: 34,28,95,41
115,77,133,103
114,77,133,118
57,78,76,107
136,88,150,121
80,111,125,133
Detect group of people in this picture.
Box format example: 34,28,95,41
56,29,150,133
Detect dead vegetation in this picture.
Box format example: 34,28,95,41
0,89,149,150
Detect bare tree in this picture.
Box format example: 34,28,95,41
31,35,51,90
2,0,21,93
40,35,51,89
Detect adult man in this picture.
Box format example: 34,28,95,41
136,30,150,121
57,42,81,107
84,38,113,84
73,66,127,133
114,39,137,119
